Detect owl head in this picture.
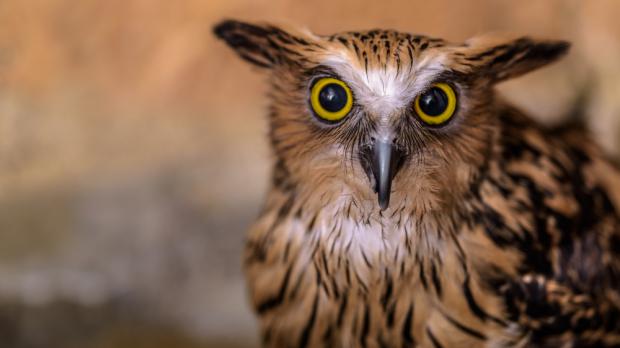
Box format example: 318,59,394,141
214,20,569,213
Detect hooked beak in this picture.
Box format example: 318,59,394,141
361,139,405,211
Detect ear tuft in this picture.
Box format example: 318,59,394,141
213,19,304,69
213,20,275,68
212,19,236,39
521,39,571,63
213,20,272,44
458,35,571,82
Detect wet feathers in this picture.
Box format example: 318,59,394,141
214,20,620,347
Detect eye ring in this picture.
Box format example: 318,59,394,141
414,82,457,126
310,77,353,122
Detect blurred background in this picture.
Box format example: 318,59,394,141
0,0,618,347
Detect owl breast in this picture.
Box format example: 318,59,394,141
245,189,522,348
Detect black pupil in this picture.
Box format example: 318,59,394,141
318,83,348,112
419,87,448,116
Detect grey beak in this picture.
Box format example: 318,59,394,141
371,140,404,210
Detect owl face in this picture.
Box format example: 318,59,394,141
215,21,569,212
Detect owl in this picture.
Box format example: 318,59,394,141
214,20,620,347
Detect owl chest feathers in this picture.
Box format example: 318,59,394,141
245,184,521,347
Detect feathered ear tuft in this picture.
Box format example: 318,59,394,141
456,35,570,82
213,19,304,69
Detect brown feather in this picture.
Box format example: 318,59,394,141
215,20,620,347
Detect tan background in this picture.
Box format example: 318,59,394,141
0,1,618,347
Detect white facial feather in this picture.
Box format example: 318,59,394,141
320,49,450,127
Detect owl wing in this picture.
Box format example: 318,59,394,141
499,273,620,346
489,113,620,345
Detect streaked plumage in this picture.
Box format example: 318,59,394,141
214,20,620,347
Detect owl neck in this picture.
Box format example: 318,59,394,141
262,121,498,283
265,167,477,268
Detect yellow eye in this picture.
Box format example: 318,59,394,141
310,77,353,122
414,83,457,126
